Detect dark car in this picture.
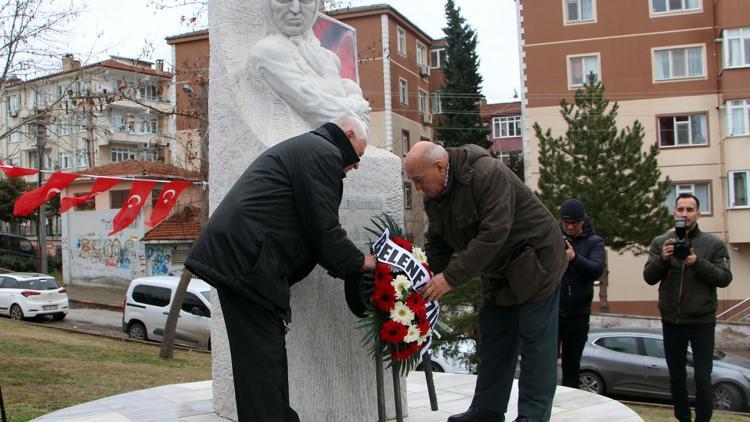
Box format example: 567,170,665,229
0,233,37,270
579,328,750,412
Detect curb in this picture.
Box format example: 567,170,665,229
69,299,124,312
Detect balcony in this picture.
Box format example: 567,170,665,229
106,129,162,146
109,97,172,114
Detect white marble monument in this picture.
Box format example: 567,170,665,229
209,0,406,420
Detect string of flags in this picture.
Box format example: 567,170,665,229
0,160,201,236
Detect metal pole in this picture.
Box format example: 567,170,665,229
375,347,386,422
86,96,96,168
0,383,7,422
421,353,439,410
391,365,403,422
36,123,47,274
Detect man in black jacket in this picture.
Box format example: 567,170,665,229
185,115,376,422
556,199,605,389
644,193,732,422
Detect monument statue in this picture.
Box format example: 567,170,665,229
209,0,405,420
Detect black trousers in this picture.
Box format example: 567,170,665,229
557,314,590,388
218,287,300,422
472,284,560,421
662,321,715,422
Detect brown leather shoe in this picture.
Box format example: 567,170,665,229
447,406,505,422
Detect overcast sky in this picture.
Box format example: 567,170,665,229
69,0,520,103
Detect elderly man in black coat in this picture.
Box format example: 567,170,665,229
185,115,376,422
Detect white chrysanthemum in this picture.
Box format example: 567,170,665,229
391,274,411,300
417,334,429,345
390,301,415,325
412,247,427,264
403,325,421,343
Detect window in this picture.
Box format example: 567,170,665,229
653,46,704,81
416,42,427,66
60,120,69,135
565,0,595,23
9,131,21,143
430,48,447,69
139,84,158,101
492,116,522,138
59,152,71,169
181,292,210,317
418,90,428,114
729,171,749,208
7,94,20,116
658,114,707,147
110,190,130,209
111,147,136,162
141,119,158,134
431,93,443,114
132,284,171,307
595,336,639,355
403,182,412,210
652,0,700,14
399,79,408,105
642,338,666,359
140,149,157,162
665,183,711,213
728,99,750,136
401,129,410,156
725,28,750,68
568,54,600,87
397,27,406,56
77,150,89,168
74,192,96,211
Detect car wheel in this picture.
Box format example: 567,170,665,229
579,371,605,395
713,383,744,411
128,321,147,341
52,312,66,321
9,304,24,321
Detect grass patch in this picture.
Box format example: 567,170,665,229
0,318,211,421
627,402,749,421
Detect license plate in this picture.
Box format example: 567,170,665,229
43,305,57,310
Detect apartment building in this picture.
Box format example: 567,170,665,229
166,5,448,242
481,101,523,159
518,0,750,315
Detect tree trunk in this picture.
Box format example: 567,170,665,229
159,269,193,358
598,249,610,312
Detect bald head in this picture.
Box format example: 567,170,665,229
404,141,449,198
333,115,368,173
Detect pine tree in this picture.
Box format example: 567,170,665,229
533,74,672,310
435,0,487,148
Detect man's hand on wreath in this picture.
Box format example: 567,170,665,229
421,272,451,302
361,255,377,271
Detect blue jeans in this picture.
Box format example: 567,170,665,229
472,284,560,421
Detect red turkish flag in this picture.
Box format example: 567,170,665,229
0,160,39,178
13,172,80,217
109,180,157,236
60,177,120,213
146,180,191,227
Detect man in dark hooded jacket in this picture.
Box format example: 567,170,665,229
556,199,605,389
185,115,376,422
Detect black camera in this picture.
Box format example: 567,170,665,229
672,217,691,261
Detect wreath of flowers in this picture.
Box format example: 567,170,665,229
359,214,434,376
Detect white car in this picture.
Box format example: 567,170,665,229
122,276,212,350
417,338,477,374
0,272,69,321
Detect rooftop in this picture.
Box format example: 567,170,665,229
80,160,202,181
142,206,202,242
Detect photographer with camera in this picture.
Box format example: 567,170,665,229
643,193,733,422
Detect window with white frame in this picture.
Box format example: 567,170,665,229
59,152,71,169
658,114,707,147
9,131,21,143
7,94,20,116
728,99,750,136
139,84,158,101
397,27,406,56
431,93,443,114
140,149,157,162
416,42,427,66
665,183,711,213
725,27,750,68
651,0,700,14
568,54,600,87
565,0,595,23
430,48,446,69
403,182,413,210
141,119,158,134
401,129,410,156
653,46,704,81
77,150,89,168
492,116,522,138
111,147,136,162
729,171,749,208
60,120,69,135
418,90,428,113
399,79,408,105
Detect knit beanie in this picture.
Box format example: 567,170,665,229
559,199,586,221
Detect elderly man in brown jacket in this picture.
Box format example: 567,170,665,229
405,141,567,422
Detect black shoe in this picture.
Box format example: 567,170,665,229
447,406,504,422
512,417,529,422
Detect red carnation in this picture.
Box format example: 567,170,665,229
380,320,408,344
374,263,394,285
392,236,412,251
391,342,420,361
418,320,431,336
406,292,425,310
372,284,397,312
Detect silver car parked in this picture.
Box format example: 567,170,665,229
579,328,750,412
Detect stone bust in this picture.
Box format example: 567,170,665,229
249,0,371,127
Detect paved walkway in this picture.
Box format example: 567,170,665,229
33,373,642,422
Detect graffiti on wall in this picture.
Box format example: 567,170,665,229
147,246,172,275
77,237,137,269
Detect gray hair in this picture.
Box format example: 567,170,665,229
423,142,447,162
332,115,368,145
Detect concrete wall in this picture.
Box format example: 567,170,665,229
144,243,191,276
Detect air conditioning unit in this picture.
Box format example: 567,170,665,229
422,113,433,125
419,65,430,77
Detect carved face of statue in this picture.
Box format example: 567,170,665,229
268,0,319,37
